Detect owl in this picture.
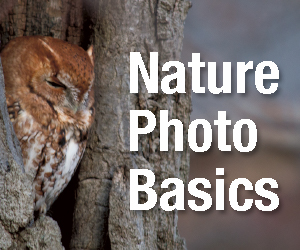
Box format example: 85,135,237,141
1,36,95,214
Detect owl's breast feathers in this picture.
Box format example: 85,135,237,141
8,100,90,213
7,96,90,210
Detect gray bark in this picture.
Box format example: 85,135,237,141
0,0,191,249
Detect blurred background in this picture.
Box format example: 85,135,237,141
178,0,300,249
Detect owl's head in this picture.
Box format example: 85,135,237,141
1,36,95,128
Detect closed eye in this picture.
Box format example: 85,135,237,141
46,80,66,89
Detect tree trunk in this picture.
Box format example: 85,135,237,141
0,0,191,249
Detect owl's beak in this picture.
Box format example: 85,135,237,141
65,91,80,113
73,105,79,113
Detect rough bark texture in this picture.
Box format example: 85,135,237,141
0,0,191,249
0,0,89,50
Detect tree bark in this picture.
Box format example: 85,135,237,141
0,0,191,249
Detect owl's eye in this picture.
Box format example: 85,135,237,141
46,80,66,89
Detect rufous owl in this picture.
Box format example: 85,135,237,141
1,36,95,214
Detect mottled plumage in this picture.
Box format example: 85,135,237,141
1,36,95,214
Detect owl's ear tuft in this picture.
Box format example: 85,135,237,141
87,45,94,66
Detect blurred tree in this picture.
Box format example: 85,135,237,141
0,0,191,249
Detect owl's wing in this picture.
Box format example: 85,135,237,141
5,94,21,122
